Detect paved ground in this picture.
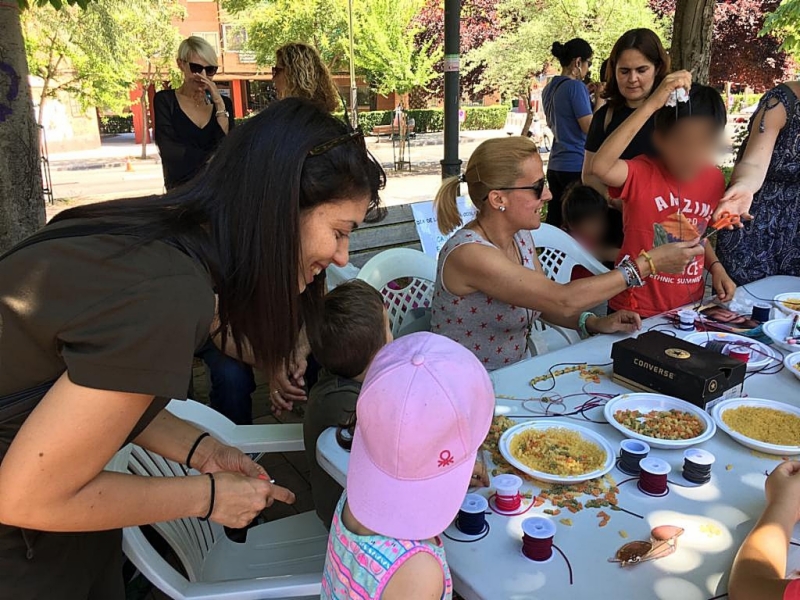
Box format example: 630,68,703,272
45,129,512,222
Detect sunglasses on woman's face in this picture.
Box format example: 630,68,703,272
495,177,548,199
609,526,684,567
188,62,218,77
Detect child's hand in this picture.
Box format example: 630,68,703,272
648,70,693,110
710,262,736,302
765,461,800,523
470,459,490,488
587,311,642,335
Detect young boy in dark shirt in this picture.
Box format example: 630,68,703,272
304,280,392,528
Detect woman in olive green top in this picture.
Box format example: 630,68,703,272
0,98,385,598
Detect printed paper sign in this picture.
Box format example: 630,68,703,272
411,197,477,257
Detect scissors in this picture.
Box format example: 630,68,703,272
702,211,741,240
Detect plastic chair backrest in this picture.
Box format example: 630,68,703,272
356,248,437,337
116,444,221,582
532,223,608,284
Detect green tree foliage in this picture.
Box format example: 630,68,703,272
22,0,140,119
22,0,183,155
352,0,441,95
763,0,800,60
466,0,668,133
231,0,351,70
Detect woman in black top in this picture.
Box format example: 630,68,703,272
581,29,670,246
154,36,235,190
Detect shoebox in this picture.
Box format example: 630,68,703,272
611,331,746,411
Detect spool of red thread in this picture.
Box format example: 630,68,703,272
493,474,523,512
638,457,671,497
728,345,752,363
521,517,557,562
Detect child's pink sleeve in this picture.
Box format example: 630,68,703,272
608,158,649,203
785,579,800,600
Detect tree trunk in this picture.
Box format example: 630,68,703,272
670,0,715,85
520,108,534,138
140,88,148,160
0,7,45,253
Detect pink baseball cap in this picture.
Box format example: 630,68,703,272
347,332,495,540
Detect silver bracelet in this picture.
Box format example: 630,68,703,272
616,256,645,288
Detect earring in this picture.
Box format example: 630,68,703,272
499,206,506,212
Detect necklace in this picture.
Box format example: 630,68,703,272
473,221,534,339
178,87,205,108
475,221,523,265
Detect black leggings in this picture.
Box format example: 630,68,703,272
545,169,583,229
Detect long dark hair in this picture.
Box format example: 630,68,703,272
603,28,670,108
52,98,386,378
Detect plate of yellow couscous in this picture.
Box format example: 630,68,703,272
774,293,800,318
712,398,800,455
499,420,615,483
603,393,717,450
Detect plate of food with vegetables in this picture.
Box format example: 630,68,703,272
603,393,717,450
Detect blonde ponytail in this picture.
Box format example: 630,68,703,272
433,136,541,235
434,176,464,234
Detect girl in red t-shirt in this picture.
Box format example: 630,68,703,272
590,73,737,317
729,461,800,600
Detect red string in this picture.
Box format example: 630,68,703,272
522,533,554,561
488,493,535,516
495,492,521,512
638,470,669,497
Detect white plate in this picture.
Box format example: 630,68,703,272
774,293,800,318
712,398,800,455
499,420,615,484
785,353,800,383
684,331,781,372
603,393,716,450
763,318,799,353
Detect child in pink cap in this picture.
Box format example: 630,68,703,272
320,332,495,600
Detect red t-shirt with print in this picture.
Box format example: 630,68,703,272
608,155,725,318
786,579,800,600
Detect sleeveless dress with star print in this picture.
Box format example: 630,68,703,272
431,228,541,371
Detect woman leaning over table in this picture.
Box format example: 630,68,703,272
0,98,385,599
715,80,800,284
431,136,703,371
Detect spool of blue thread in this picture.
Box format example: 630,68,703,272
752,302,772,323
455,493,489,536
677,310,697,331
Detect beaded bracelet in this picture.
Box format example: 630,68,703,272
639,250,657,276
615,256,645,288
578,312,596,338
199,473,215,521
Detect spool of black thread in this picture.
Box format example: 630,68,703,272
682,448,714,484
618,439,650,476
455,494,489,536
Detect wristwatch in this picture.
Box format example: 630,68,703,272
215,109,229,118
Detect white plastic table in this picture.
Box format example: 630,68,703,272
316,276,800,600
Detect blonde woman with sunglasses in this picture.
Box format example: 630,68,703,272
153,36,234,190
432,136,703,369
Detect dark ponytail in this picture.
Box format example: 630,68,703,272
551,38,593,67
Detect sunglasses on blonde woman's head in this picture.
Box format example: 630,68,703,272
188,62,218,77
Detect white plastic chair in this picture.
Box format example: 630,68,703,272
106,399,327,600
357,248,437,338
530,224,610,353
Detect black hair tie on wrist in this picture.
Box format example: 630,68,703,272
186,432,210,469
199,473,215,521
